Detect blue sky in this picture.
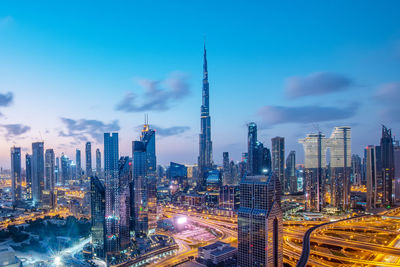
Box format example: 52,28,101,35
0,1,400,168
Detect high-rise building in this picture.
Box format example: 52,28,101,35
32,142,44,205
25,154,32,200
91,176,106,259
86,142,92,177
96,148,102,178
140,122,157,234
237,174,283,267
328,126,351,211
272,136,285,192
380,125,394,206
104,133,119,256
351,154,362,187
44,149,55,191
55,157,60,185
366,145,380,210
198,44,213,186
262,147,272,174
132,141,148,237
76,149,82,181
60,153,70,185
285,151,296,194
118,156,131,250
247,122,257,176
11,147,22,204
299,133,327,212
222,152,231,185
394,141,400,203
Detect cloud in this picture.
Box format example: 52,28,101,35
0,92,13,107
115,72,190,112
154,125,190,137
257,104,358,125
0,124,31,140
285,72,353,99
374,82,400,123
0,16,13,28
59,118,120,143
374,82,400,105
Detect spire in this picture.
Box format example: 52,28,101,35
203,40,208,80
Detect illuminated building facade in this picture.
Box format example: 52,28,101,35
328,126,351,211
104,132,120,255
91,176,106,259
25,154,32,200
132,140,148,237
198,44,213,186
11,147,22,204
299,132,327,212
272,136,285,192
86,142,92,177
44,149,55,191
32,142,44,205
380,125,394,206
118,156,131,250
238,174,283,267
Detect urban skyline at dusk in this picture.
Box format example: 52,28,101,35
1,1,400,168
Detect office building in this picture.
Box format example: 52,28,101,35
380,125,394,206
285,151,296,193
104,133,119,255
91,176,105,259
86,142,92,177
328,126,351,211
32,142,44,205
60,153,70,185
247,122,258,176
351,154,362,187
272,136,285,192
44,149,55,191
76,149,82,181
11,147,22,205
25,154,32,200
96,148,102,178
299,133,327,212
237,174,283,267
118,156,131,250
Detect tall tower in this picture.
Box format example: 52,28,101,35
11,147,22,205
91,176,105,259
44,149,55,190
104,133,119,256
380,125,394,206
32,142,44,205
76,149,82,181
96,148,102,178
25,154,32,200
86,142,92,178
247,122,257,176
198,43,213,186
272,137,285,191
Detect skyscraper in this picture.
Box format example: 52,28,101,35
351,154,362,187
223,152,231,185
44,149,55,191
76,149,82,181
86,142,92,177
380,125,394,206
328,126,351,211
299,133,327,212
285,151,296,193
55,156,59,185
140,122,157,234
118,156,131,250
91,176,105,259
366,145,379,210
198,44,213,186
132,141,148,237
272,136,285,192
96,148,102,178
25,154,32,200
32,142,44,205
11,147,22,205
60,153,70,185
104,133,119,256
237,174,283,267
247,122,257,176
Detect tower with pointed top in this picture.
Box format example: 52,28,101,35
198,44,213,186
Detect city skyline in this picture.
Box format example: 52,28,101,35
0,1,400,168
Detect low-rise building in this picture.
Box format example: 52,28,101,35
198,241,237,265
